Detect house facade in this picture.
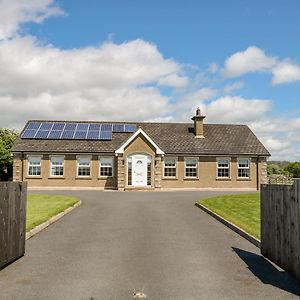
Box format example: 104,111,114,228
12,109,270,190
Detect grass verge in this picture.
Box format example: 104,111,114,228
26,194,80,232
197,193,260,239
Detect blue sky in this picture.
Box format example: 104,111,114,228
0,0,300,160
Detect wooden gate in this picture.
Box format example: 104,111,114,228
261,179,300,280
0,182,27,269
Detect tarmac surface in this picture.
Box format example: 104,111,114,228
0,190,299,300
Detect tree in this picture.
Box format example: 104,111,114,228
267,163,282,175
0,129,19,181
284,162,300,178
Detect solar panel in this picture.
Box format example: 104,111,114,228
74,131,87,139
64,123,77,131
48,130,62,139
26,122,41,130
100,131,112,140
21,129,37,138
77,123,89,131
113,124,125,132
35,130,50,138
124,124,137,132
101,124,112,131
40,122,53,130
61,130,75,139
87,131,100,139
52,123,65,130
89,124,101,131
21,122,137,140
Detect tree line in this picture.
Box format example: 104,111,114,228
268,161,300,178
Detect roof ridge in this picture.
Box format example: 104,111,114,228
25,119,248,127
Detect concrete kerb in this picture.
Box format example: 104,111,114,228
195,202,261,248
26,200,82,240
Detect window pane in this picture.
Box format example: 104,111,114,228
165,159,176,167
78,167,90,176
186,159,197,167
186,168,197,177
164,167,176,177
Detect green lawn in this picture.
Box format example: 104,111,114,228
26,194,80,232
197,193,260,239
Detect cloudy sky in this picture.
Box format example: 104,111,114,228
0,0,299,160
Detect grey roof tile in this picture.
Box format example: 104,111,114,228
12,121,270,156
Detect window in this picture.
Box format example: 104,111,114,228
99,156,114,177
77,156,91,177
127,157,132,186
50,156,64,176
28,156,42,176
147,156,152,186
238,158,250,178
217,158,230,178
164,158,177,177
185,158,198,178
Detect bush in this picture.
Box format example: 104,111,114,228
284,162,300,178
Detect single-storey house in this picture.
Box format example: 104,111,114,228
12,109,270,190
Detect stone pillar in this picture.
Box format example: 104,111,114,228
154,155,162,189
13,153,23,181
117,155,125,191
260,157,268,185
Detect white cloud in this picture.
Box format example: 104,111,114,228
0,36,186,128
222,46,277,77
0,0,64,39
202,96,272,123
272,60,300,84
208,62,218,74
158,73,189,88
223,81,244,94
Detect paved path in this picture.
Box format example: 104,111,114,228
0,190,299,300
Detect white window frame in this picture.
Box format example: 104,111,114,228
50,155,64,177
237,158,251,179
216,157,231,179
99,156,114,178
77,155,92,177
163,157,177,178
184,157,199,178
27,155,42,177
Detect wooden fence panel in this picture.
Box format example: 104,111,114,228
0,182,27,269
261,180,300,280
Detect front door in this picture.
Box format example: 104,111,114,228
132,155,148,186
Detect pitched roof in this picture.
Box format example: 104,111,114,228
12,120,270,156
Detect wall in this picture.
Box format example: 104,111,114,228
161,156,262,189
19,154,117,189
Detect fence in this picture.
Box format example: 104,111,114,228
261,179,300,280
0,182,27,269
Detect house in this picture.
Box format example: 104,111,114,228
12,109,270,190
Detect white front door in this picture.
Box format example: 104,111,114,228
132,155,148,186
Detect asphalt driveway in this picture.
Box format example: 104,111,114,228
0,190,299,300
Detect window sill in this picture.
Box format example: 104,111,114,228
162,177,178,180
48,176,65,179
237,178,252,181
75,177,92,180
98,176,114,180
184,177,199,181
216,178,231,181
25,176,42,179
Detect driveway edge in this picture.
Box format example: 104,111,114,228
195,202,261,248
26,200,82,240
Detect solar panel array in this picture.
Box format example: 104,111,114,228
21,122,137,141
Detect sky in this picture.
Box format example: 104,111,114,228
0,0,300,160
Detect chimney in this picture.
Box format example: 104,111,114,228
192,107,206,138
